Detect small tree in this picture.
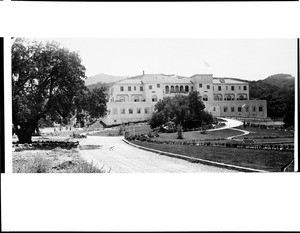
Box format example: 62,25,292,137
177,125,183,139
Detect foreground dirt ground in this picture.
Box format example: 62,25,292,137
79,136,236,173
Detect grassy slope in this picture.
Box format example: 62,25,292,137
132,141,294,172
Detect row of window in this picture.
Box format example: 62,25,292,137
223,106,263,113
120,86,144,92
214,93,248,101
112,107,150,115
212,85,247,91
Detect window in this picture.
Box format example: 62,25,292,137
239,86,241,90
121,108,125,114
191,86,194,92
252,106,256,112
185,85,189,92
259,106,263,112
213,107,216,111
238,107,242,112
180,85,184,92
203,95,208,101
244,86,247,91
129,108,133,114
207,85,210,89
120,97,125,102
175,85,179,92
134,86,136,91
152,95,157,102
199,84,202,88
171,86,174,93
145,108,149,114
224,107,228,112
120,86,124,91
134,96,139,102
245,106,249,112
226,86,228,90
112,108,118,115
231,86,235,91
157,84,160,88
128,86,131,91
137,108,141,114
140,86,143,91
231,107,235,112
218,86,221,91
149,85,152,90
165,85,170,94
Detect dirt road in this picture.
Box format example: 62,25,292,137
79,136,236,173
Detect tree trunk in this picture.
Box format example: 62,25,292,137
15,123,36,144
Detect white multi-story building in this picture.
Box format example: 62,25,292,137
101,72,267,126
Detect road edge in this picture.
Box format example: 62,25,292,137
123,138,268,173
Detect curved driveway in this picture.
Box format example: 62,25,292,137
79,136,236,173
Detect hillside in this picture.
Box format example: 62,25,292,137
85,73,129,86
263,73,295,89
249,74,295,119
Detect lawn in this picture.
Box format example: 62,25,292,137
131,140,294,172
234,126,294,139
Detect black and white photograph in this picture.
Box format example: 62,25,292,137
1,2,300,232
11,38,297,173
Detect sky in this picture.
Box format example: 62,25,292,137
32,38,297,81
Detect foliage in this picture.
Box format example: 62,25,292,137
149,91,213,129
75,86,108,126
177,125,183,139
249,74,295,125
12,38,88,143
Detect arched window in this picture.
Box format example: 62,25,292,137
203,95,208,101
171,85,174,93
237,94,247,100
165,85,170,94
152,95,158,102
134,96,140,102
224,94,234,101
129,108,133,114
214,94,222,101
180,85,184,92
145,108,149,114
121,108,125,114
175,85,179,92
120,96,126,102
185,85,189,92
137,108,141,114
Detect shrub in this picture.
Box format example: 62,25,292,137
177,125,183,139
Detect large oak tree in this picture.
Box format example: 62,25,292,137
12,38,96,143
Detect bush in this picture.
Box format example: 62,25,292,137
177,125,183,139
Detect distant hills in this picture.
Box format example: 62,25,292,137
85,73,129,86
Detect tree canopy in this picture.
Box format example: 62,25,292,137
149,91,213,129
12,38,107,143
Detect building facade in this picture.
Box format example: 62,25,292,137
102,73,267,126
